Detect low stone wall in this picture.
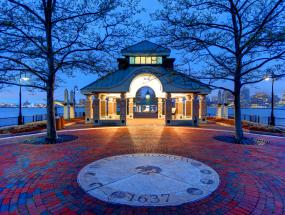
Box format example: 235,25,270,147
167,120,196,126
0,121,47,134
94,120,126,126
0,117,85,135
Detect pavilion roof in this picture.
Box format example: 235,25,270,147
81,66,211,95
121,40,171,56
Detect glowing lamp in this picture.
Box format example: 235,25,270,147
265,77,270,81
145,90,150,99
21,77,30,81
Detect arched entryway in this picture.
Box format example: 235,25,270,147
126,73,165,119
133,86,158,118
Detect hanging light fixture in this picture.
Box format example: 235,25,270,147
145,90,150,99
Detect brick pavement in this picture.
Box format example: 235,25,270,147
0,120,284,214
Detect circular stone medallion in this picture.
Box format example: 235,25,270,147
77,153,220,206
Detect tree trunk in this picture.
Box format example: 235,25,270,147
44,0,57,143
46,79,57,143
234,80,244,143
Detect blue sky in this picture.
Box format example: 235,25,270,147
0,0,284,104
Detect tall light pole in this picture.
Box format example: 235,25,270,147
265,71,276,126
18,82,23,125
18,73,30,125
269,75,275,126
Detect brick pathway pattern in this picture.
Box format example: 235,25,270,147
0,123,285,214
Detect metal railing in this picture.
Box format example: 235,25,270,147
209,113,285,127
0,112,85,128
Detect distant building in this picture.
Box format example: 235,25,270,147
280,92,285,105
217,90,222,104
216,90,234,106
251,92,270,107
78,99,86,106
0,103,16,107
273,95,280,105
222,90,234,106
241,87,250,107
34,103,46,108
23,100,31,107
211,96,218,104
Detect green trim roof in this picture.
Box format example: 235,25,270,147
81,66,211,95
121,40,171,56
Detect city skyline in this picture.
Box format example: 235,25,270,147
1,75,285,104
0,0,284,104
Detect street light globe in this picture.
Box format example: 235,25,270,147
145,90,151,100
21,77,30,81
265,77,270,81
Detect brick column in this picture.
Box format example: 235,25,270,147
165,93,172,124
199,95,207,122
100,95,107,118
128,98,134,118
108,97,114,119
191,93,199,126
93,93,100,125
85,95,93,123
185,95,192,118
120,93,127,125
158,98,163,118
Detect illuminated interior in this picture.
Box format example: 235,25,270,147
129,56,162,65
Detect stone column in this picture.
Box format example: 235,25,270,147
63,89,70,120
217,104,223,118
199,95,207,122
93,93,100,125
100,95,107,118
158,98,163,119
185,95,192,118
85,95,93,123
120,93,127,125
108,97,114,119
128,98,134,119
177,97,184,119
222,104,229,119
165,93,172,124
69,90,75,119
191,93,199,126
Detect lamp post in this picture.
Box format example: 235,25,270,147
18,83,23,125
265,71,276,126
18,73,29,125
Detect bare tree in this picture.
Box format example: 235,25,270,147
0,0,140,143
153,0,285,143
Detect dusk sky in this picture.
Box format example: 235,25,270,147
0,0,284,104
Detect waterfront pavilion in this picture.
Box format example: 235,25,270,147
81,41,211,126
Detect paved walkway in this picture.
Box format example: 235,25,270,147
0,120,285,214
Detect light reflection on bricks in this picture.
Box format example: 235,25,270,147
0,123,284,214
